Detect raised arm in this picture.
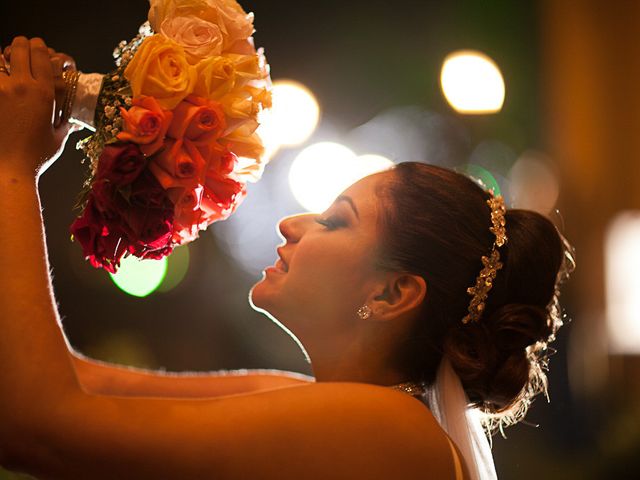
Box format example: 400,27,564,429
0,37,456,479
3,41,314,399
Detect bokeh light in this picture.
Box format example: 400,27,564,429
157,245,190,292
440,50,506,114
289,142,356,212
288,142,394,212
605,212,640,354
509,150,560,214
109,255,168,298
213,158,301,276
258,79,321,154
458,163,502,196
346,107,466,165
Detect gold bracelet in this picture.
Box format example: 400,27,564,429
61,70,81,123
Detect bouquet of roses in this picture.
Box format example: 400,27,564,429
69,0,271,273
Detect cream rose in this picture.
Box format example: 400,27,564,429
124,35,197,110
160,15,224,64
149,0,254,51
210,0,254,47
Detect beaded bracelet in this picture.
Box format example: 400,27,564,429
61,70,81,124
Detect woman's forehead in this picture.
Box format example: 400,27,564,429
339,171,392,226
344,171,390,203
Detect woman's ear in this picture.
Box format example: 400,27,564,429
366,273,427,322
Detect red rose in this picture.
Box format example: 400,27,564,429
116,171,175,252
117,96,173,156
167,95,226,144
129,169,174,209
95,143,147,186
92,178,118,214
141,245,174,260
124,208,173,252
70,196,129,273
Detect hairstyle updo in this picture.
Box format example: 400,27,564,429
376,162,574,432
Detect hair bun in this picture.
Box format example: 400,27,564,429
486,303,551,353
444,302,552,412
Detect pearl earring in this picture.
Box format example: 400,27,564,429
357,305,373,320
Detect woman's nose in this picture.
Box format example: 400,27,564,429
277,213,315,243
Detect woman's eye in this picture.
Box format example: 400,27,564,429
315,216,344,230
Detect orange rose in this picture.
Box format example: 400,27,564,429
201,172,245,221
116,97,173,156
124,35,197,110
148,139,207,190
168,95,227,144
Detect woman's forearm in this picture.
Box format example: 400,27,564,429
0,168,81,445
71,353,314,397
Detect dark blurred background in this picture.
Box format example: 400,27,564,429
2,0,640,478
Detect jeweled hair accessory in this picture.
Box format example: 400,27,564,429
462,192,507,324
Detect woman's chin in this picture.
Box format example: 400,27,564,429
248,280,272,314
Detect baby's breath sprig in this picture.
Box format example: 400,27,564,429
73,23,153,214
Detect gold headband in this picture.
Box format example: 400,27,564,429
462,192,507,324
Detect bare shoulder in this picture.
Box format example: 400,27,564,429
219,381,459,479
278,381,445,432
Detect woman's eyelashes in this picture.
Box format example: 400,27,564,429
315,215,346,230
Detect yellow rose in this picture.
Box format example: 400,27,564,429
226,53,264,82
124,35,197,110
193,56,236,100
222,121,264,160
219,86,271,120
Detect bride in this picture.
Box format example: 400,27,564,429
0,37,573,479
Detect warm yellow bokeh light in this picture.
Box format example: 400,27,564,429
440,50,505,114
288,142,394,212
259,79,320,152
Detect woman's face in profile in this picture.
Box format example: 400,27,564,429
250,171,391,346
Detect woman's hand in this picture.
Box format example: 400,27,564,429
3,44,76,127
0,37,76,179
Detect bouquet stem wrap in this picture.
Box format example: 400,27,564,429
70,73,105,131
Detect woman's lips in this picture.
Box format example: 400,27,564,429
274,258,288,272
276,247,289,272
265,258,287,274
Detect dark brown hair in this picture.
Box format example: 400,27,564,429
377,162,574,430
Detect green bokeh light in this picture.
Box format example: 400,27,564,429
110,255,168,298
458,163,502,196
158,245,190,292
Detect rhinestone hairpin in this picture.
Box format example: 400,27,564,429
462,192,508,325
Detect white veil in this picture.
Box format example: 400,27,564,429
423,358,497,480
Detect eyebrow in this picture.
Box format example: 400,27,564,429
335,195,359,219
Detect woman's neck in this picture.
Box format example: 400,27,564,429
309,345,410,387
